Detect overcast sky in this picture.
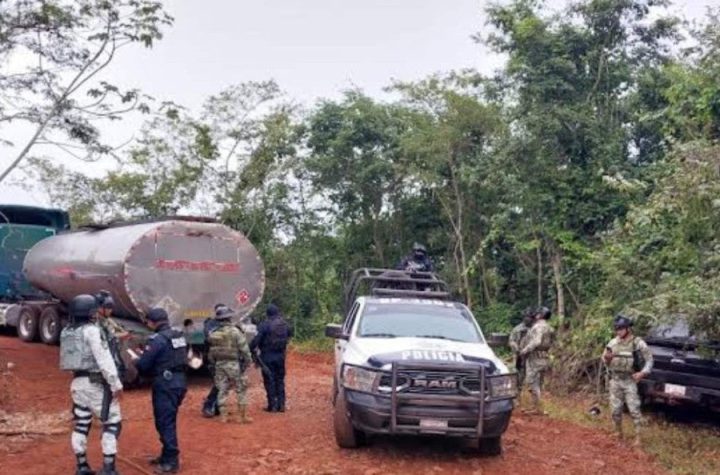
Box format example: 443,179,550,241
0,0,714,206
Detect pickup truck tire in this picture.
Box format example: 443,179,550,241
478,436,502,456
39,307,62,345
17,306,39,342
333,389,365,448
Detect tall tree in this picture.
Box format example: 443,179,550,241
0,0,173,182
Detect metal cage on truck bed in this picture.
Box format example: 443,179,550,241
344,268,451,311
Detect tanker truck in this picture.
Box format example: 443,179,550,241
0,205,265,359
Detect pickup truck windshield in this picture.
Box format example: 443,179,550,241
357,303,483,343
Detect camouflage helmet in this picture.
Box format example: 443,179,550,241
215,307,235,321
95,289,114,310
412,242,427,254
613,314,633,330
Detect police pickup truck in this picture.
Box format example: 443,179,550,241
325,269,518,455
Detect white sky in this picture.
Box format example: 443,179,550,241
0,0,715,206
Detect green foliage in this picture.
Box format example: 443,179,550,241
22,1,720,363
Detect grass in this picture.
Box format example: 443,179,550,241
544,394,720,475
291,337,334,353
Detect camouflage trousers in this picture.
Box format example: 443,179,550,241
70,376,122,456
214,360,248,410
524,355,549,405
609,375,642,430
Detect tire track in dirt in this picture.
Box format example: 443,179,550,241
0,336,666,474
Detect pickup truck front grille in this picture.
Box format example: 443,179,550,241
379,369,484,396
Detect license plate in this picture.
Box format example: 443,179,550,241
419,419,448,430
664,383,686,397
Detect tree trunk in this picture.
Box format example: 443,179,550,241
536,242,543,306
551,246,566,326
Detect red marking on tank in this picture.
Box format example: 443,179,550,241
51,266,75,276
155,259,240,273
236,289,250,305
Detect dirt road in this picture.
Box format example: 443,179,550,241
0,335,667,475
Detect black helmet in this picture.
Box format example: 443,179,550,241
412,242,427,254
70,294,99,322
95,290,114,310
147,307,169,323
536,306,552,320
613,314,633,330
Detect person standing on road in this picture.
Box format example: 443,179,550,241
509,307,535,396
134,308,188,474
94,290,133,381
59,294,123,475
602,315,654,446
207,306,253,423
519,306,555,415
201,303,227,418
251,304,293,412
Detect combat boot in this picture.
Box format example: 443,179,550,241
613,420,624,440
98,455,120,475
75,453,95,475
218,406,229,423
239,404,253,424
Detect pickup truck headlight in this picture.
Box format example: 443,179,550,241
488,374,518,399
342,365,380,393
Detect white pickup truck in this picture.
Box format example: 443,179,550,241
326,269,517,455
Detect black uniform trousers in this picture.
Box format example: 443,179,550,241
261,352,286,409
152,380,187,465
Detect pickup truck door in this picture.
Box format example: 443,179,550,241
335,302,360,376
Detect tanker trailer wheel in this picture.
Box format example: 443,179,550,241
17,306,39,342
39,306,62,345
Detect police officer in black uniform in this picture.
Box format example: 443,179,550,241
251,304,293,412
134,308,188,474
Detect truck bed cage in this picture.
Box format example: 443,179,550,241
345,268,451,311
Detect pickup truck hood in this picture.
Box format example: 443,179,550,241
343,336,509,374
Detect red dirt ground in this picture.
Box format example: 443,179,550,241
0,335,667,475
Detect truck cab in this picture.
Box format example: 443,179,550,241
326,269,517,455
0,205,70,339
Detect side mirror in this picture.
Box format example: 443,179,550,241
487,332,509,349
325,323,348,340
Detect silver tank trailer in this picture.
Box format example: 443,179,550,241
23,220,265,327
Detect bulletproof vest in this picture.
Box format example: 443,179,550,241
208,324,241,361
100,321,125,378
59,324,101,372
537,322,555,351
266,317,290,352
608,337,637,373
154,328,188,372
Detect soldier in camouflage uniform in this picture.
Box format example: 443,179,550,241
207,307,253,423
508,307,535,394
602,315,653,446
519,307,555,415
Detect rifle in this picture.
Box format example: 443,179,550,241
251,349,271,377
100,380,112,423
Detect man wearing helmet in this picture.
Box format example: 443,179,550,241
519,306,555,415
396,242,434,272
207,306,253,423
60,294,124,475
509,307,535,394
602,314,654,446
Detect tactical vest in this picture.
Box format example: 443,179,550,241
208,324,242,361
59,324,101,372
267,317,290,352
533,322,555,352
608,337,638,374
155,328,188,372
